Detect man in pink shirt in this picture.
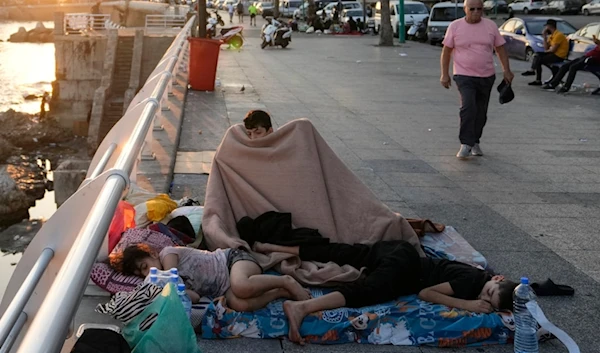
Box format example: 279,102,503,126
440,0,514,159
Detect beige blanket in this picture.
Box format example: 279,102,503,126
202,119,423,286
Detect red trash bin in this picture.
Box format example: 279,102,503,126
188,37,222,91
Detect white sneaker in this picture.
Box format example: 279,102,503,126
471,143,483,156
456,144,472,159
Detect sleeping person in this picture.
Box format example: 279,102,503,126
253,240,517,344
109,243,310,312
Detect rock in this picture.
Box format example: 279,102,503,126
0,218,44,253
0,166,31,227
8,27,28,43
0,110,72,151
8,23,54,43
0,137,15,163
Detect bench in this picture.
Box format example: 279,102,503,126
548,40,600,95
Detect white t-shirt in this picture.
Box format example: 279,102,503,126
228,4,234,13
159,246,231,297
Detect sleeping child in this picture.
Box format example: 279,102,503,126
252,240,518,345
109,244,310,312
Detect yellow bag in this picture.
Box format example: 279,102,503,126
146,194,178,222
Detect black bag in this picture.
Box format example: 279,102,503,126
71,329,131,353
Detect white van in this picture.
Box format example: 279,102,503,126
427,1,465,45
373,1,429,37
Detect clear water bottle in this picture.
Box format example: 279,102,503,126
170,268,178,277
177,283,192,320
170,274,179,286
513,277,539,353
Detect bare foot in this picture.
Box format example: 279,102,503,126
283,300,306,345
284,276,311,301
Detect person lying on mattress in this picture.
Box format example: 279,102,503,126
109,243,310,312
253,240,518,345
244,110,273,140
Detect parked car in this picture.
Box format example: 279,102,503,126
279,0,303,17
256,1,274,17
483,0,508,14
508,0,544,14
373,0,429,36
427,1,464,45
316,1,362,18
498,17,577,61
582,0,600,15
342,8,368,22
540,0,581,15
293,2,310,19
568,22,600,56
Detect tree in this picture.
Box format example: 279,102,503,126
307,0,316,18
197,0,207,37
379,0,393,46
273,0,280,18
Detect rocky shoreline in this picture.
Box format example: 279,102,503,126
0,109,87,252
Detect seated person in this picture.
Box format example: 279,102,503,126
522,19,569,86
347,16,357,32
244,109,273,140
253,240,517,344
542,34,600,93
109,243,310,312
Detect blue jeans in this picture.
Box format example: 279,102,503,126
453,75,496,147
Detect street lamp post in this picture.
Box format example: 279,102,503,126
399,0,405,43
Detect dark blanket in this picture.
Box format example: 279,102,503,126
236,211,330,248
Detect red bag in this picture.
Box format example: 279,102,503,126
108,201,136,253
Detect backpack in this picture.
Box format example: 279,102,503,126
237,2,244,12
71,329,131,353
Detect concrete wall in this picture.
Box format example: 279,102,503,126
140,36,176,87
51,33,176,136
51,35,108,135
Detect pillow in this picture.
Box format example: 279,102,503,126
90,228,179,294
167,206,204,235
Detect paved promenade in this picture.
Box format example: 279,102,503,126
170,31,600,353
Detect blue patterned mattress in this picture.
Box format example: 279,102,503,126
200,227,515,347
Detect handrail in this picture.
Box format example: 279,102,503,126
0,16,195,353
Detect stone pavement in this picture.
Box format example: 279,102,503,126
170,34,600,352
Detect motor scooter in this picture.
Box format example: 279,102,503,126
260,19,292,49
206,11,245,48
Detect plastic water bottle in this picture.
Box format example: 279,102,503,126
513,277,539,353
170,274,179,286
170,268,178,277
177,283,192,320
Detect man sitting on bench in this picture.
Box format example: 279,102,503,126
542,35,600,93
522,19,569,86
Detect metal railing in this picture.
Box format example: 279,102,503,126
145,14,187,34
64,13,111,33
0,15,194,353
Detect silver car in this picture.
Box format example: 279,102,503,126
582,0,600,15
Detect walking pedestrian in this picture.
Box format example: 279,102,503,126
440,0,513,159
237,0,244,23
249,2,257,26
228,2,235,23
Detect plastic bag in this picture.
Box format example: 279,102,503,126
108,201,136,253
122,283,201,353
